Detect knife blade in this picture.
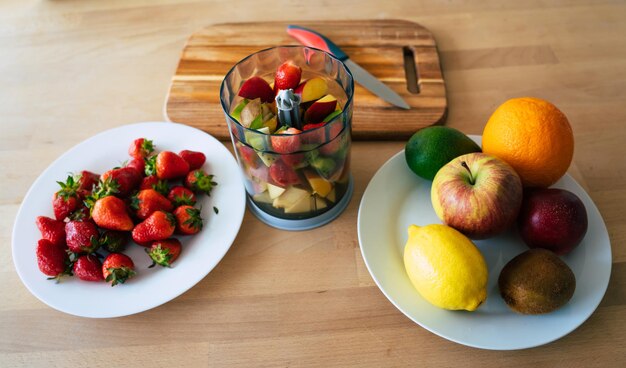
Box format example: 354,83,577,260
286,25,410,110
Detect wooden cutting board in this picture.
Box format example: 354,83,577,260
165,20,447,140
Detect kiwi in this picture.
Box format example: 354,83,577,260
498,249,576,314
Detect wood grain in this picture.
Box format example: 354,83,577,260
2,0,626,367
165,20,447,140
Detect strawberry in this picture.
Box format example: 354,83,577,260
69,204,91,221
238,145,259,169
184,169,217,195
155,151,190,180
92,196,134,231
76,170,100,198
101,167,142,197
73,254,103,282
139,175,169,196
173,205,203,235
65,220,100,253
52,175,80,220
126,157,145,176
167,186,197,207
100,230,129,253
128,138,154,159
132,211,176,244
36,216,66,247
102,253,135,286
131,189,173,220
36,239,70,280
269,160,300,186
146,239,182,268
179,150,206,170
275,61,302,91
238,76,275,103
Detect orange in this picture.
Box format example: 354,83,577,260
482,97,574,188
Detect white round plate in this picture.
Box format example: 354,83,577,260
12,122,246,318
357,136,612,350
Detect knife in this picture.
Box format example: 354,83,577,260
287,25,410,110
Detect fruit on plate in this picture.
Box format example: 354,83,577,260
132,211,177,244
102,253,136,286
173,205,203,235
304,94,337,124
179,150,206,170
36,239,70,280
405,126,481,181
34,137,216,285
184,169,218,195
168,186,197,207
431,152,523,239
499,249,576,314
52,175,81,221
65,220,100,254
147,238,182,268
73,254,104,282
131,189,174,220
274,61,302,91
403,224,488,311
518,188,588,255
294,77,327,102
238,76,274,103
128,138,154,159
36,216,66,247
91,195,134,231
154,151,190,180
482,97,574,188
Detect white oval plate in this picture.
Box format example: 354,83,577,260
357,136,612,350
12,122,246,318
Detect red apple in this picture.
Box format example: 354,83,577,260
275,61,302,91
431,153,523,239
238,77,274,103
294,77,327,102
518,188,587,255
303,95,337,124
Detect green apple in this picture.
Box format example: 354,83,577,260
431,152,523,239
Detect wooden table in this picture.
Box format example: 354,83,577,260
1,1,625,366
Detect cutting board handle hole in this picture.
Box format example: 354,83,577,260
403,46,420,94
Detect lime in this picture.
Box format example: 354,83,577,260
405,126,481,180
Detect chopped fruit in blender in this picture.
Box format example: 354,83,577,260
275,61,302,90
273,186,309,209
253,191,273,204
245,127,270,151
323,109,342,123
262,116,278,133
304,95,337,124
267,183,286,199
327,188,336,203
238,76,274,103
285,193,312,213
239,144,260,168
271,127,302,154
231,99,249,121
304,171,333,198
295,77,328,102
269,160,300,186
303,122,326,131
257,151,278,167
311,156,336,179
250,180,268,194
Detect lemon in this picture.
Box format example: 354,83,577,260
403,224,488,311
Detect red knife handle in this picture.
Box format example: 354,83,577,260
286,25,348,61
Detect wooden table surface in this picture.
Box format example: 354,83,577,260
1,1,625,366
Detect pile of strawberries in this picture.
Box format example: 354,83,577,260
35,138,217,286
